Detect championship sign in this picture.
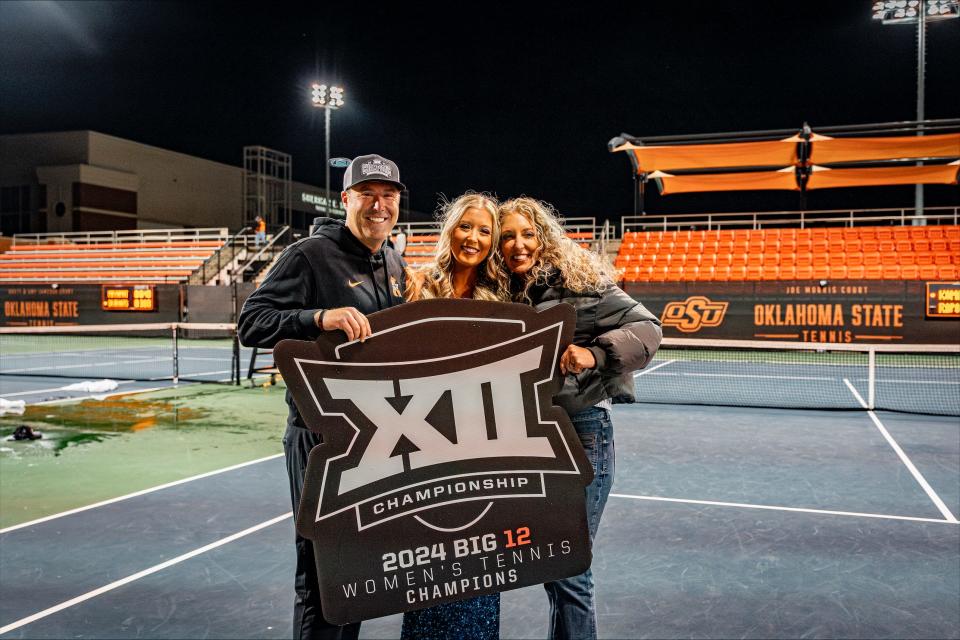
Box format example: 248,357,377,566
274,299,594,624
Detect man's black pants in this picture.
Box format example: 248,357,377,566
284,424,361,640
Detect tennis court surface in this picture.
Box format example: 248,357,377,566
1,338,957,638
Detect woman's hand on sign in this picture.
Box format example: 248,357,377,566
559,344,596,375
317,307,373,342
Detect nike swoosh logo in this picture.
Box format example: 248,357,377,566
348,280,364,288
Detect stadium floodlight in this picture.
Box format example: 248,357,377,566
310,83,347,208
871,0,957,223
872,0,958,21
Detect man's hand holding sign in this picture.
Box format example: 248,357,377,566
274,298,594,624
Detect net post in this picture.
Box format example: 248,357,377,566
233,330,241,386
867,348,876,410
172,324,179,385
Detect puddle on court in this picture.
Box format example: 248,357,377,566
0,397,208,457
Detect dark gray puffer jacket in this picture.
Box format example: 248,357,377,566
519,270,662,415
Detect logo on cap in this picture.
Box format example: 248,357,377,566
361,159,393,178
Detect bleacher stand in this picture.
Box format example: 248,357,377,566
616,225,960,282
0,229,229,284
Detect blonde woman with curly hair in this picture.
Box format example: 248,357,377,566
405,192,504,302
401,191,505,640
498,197,662,640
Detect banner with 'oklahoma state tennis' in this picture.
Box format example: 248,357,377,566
274,298,594,624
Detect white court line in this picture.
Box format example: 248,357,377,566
610,493,956,524
0,512,292,635
843,378,869,408
870,379,960,386
866,411,959,523
651,371,834,381
0,453,284,534
634,359,676,377
843,378,959,524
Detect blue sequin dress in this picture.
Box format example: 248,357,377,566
401,594,500,640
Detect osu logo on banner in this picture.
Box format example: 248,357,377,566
661,295,729,332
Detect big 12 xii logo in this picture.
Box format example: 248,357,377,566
275,299,594,623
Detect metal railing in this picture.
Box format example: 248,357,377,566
563,217,597,240
393,221,442,238
13,228,229,245
190,227,252,285
598,219,615,255
621,206,960,236
232,226,290,283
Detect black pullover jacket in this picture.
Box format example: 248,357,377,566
237,217,406,428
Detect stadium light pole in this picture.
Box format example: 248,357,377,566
310,83,345,213
871,0,959,224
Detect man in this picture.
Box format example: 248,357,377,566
238,154,407,640
254,215,267,247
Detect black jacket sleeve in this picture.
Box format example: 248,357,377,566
586,285,662,375
237,247,324,348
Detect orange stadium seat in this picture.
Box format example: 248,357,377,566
863,252,882,266
919,265,939,280
930,238,949,252
864,265,883,279
846,265,865,279
880,253,898,266
938,265,958,279
898,253,916,266
913,239,930,252
944,227,959,241
796,265,813,280
934,252,954,266
860,238,878,253
681,266,702,281
846,251,864,266
881,265,901,279
900,265,920,279
712,265,730,281
778,265,796,280
916,252,935,265
909,227,928,240
875,228,893,241
893,228,911,242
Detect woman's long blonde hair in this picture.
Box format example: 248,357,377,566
405,192,504,301
496,197,617,302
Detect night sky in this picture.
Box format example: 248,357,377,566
1,1,958,221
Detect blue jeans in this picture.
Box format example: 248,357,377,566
543,405,614,640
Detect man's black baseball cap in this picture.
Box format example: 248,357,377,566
342,154,406,192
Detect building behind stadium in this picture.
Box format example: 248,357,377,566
0,131,422,237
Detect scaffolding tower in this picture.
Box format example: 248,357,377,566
243,146,292,230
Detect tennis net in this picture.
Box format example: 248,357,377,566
635,338,960,416
0,323,240,384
